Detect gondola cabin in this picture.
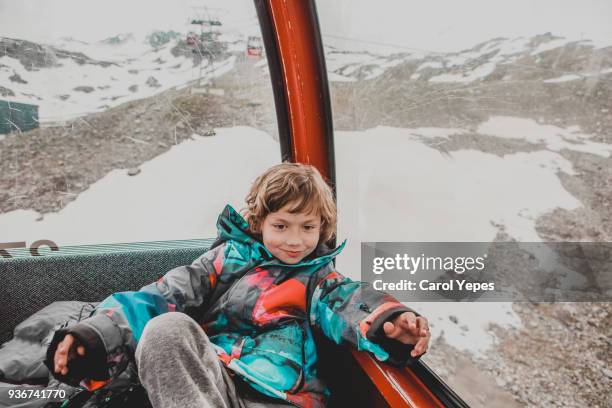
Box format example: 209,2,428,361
0,1,469,407
247,36,263,57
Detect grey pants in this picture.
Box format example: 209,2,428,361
135,312,291,408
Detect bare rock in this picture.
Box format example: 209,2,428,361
146,76,161,88
74,86,95,93
9,72,27,84
127,167,141,176
0,85,15,97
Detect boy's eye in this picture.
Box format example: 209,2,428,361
304,225,317,231
273,224,286,230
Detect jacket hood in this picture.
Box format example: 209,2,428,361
216,204,345,268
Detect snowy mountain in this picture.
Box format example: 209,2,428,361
0,32,236,121
324,33,612,82
2,31,611,123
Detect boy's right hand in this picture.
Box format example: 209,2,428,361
383,312,430,357
54,334,86,375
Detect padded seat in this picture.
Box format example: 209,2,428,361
0,239,215,344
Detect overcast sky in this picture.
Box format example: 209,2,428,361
318,0,612,52
0,0,610,52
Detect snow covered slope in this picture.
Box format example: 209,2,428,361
324,33,612,83
0,34,236,121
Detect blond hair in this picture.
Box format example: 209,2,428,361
242,163,337,245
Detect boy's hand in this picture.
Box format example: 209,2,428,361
53,334,86,375
383,312,430,358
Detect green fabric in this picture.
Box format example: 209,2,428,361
0,239,216,343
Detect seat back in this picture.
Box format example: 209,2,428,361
0,239,215,343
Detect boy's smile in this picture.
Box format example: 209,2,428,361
260,204,321,264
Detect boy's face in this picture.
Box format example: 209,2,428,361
260,204,321,264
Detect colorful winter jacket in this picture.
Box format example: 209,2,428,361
45,205,418,407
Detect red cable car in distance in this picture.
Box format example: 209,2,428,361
247,35,263,57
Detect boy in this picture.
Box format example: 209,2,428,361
47,163,430,408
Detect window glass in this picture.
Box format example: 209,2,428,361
0,0,279,247
317,1,611,406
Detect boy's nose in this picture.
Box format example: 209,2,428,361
286,235,301,246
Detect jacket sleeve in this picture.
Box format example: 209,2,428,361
44,243,227,389
309,269,421,366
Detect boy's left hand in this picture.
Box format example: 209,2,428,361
383,312,430,358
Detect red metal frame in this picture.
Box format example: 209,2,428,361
351,350,446,408
265,0,332,180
